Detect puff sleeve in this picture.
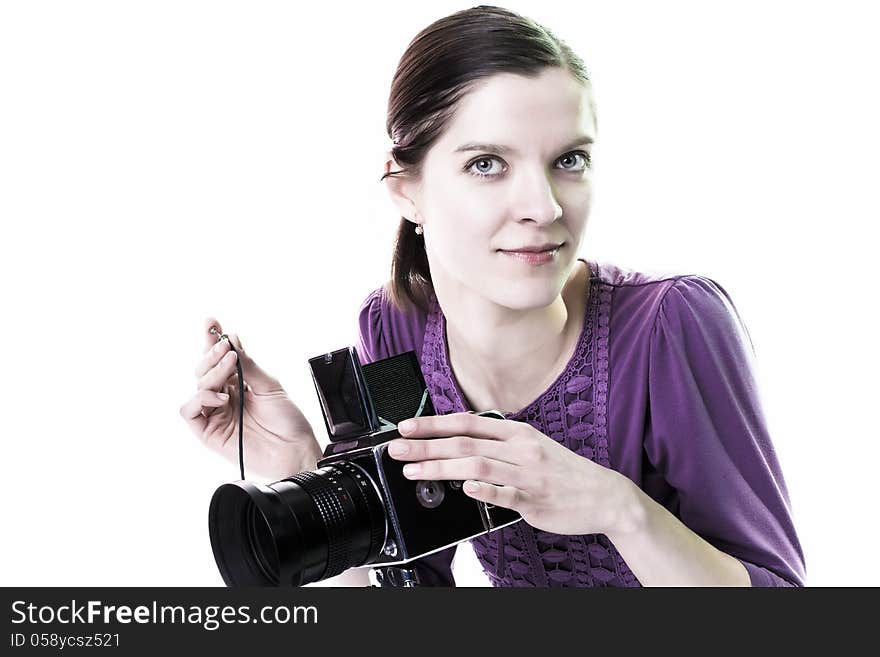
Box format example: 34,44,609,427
644,275,807,587
356,288,458,586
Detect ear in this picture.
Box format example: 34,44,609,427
382,149,420,224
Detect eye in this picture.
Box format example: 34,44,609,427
466,157,504,178
557,151,592,171
464,150,592,180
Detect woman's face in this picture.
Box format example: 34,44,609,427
391,67,597,311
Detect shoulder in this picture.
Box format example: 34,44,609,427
357,285,388,332
588,259,747,351
356,283,430,364
592,257,713,291
591,258,734,319
639,270,755,361
654,275,740,328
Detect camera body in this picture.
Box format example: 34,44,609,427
208,345,521,587
309,347,521,566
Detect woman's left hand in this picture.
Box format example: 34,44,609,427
387,412,635,536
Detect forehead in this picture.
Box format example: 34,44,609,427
439,68,595,148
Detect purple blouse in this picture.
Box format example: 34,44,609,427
356,258,806,587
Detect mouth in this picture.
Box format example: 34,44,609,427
497,243,564,265
497,242,564,255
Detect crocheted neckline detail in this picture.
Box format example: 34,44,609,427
427,258,599,419
418,258,640,586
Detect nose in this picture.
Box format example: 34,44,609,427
512,169,563,225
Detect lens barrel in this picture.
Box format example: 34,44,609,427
208,461,387,586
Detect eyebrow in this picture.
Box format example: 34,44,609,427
454,135,594,155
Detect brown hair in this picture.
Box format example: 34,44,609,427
379,5,595,315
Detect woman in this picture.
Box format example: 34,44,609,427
181,5,805,587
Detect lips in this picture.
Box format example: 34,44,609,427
498,242,563,254
499,246,561,265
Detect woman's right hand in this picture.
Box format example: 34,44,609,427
179,317,322,481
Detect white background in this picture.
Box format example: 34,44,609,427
1,0,877,587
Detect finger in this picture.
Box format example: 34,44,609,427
224,332,283,394
197,349,239,391
179,389,230,435
387,435,518,465
204,317,224,353
461,480,521,511
397,412,513,441
195,337,232,378
401,456,523,488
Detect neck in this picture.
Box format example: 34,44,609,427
438,260,589,412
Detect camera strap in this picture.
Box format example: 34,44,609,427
210,328,246,481
376,388,430,431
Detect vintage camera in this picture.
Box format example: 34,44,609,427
208,346,521,587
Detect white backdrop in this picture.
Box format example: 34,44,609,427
1,0,877,587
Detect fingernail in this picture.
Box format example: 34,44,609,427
398,419,415,434
388,441,409,456
217,392,229,400
224,351,237,362
463,481,480,493
402,464,420,477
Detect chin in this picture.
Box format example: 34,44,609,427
491,283,561,311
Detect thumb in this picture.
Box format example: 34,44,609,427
226,332,283,394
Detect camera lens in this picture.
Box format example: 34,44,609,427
208,462,387,586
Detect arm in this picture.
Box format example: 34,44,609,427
616,275,806,587
605,475,752,586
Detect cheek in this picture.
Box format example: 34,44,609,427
430,186,497,241
425,212,500,285
430,218,494,268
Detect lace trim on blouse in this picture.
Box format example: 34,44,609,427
419,259,641,587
